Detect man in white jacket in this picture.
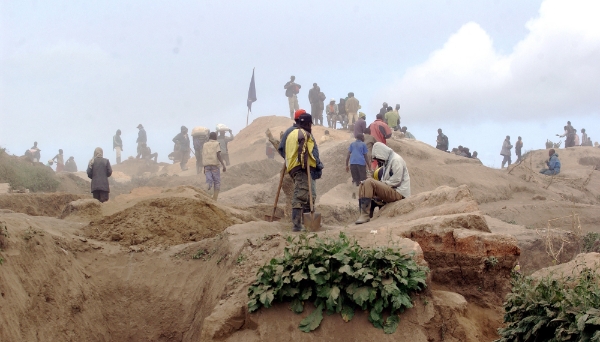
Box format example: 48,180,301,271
355,142,410,224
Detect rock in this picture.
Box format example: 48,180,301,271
111,233,122,241
200,298,246,340
380,185,480,222
403,225,520,304
531,252,600,281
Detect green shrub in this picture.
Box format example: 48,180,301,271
0,149,59,192
247,232,429,334
496,267,600,341
582,232,600,253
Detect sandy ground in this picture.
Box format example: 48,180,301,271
1,115,599,341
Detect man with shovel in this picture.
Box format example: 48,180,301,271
279,109,324,232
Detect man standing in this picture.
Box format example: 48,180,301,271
202,132,227,200
193,129,209,174
113,129,123,164
308,83,321,125
355,142,410,224
346,133,370,186
325,99,338,129
500,135,513,168
172,126,190,171
395,104,401,126
29,142,41,162
136,124,147,159
278,109,324,232
384,106,399,131
539,149,561,175
369,114,392,144
581,128,591,146
354,112,367,139
378,102,388,117
436,129,449,151
284,76,301,119
515,136,523,163
52,149,65,172
337,98,347,129
345,92,360,130
217,128,234,166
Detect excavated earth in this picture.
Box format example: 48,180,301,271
1,115,599,341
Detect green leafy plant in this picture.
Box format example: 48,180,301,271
484,256,499,270
247,232,429,334
496,266,600,341
236,253,247,265
191,248,207,259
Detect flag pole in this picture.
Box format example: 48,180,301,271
246,108,250,127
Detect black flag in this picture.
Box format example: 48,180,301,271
247,69,257,111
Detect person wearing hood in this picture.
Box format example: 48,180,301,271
500,135,513,168
355,142,410,224
278,109,324,232
173,126,191,171
86,147,112,203
113,129,123,164
539,149,561,175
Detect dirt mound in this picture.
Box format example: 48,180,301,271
0,193,87,217
59,199,102,221
531,252,600,280
84,195,251,248
111,158,163,177
55,172,91,194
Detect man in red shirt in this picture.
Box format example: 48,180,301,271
369,114,392,144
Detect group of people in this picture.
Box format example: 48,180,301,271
284,76,406,135
274,105,410,232
557,121,593,147
24,142,78,172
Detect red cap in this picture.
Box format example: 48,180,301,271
294,109,306,120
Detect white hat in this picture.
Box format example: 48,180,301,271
330,98,336,102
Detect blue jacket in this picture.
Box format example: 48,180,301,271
547,153,561,172
279,124,324,179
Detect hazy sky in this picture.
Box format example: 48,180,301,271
1,0,599,169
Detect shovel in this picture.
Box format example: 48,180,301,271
265,163,286,222
303,165,321,231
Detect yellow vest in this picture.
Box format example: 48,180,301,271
285,128,316,174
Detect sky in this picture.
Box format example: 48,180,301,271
1,0,599,169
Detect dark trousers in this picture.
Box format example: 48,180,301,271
92,190,109,203
350,164,367,186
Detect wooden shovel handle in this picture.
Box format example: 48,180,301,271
306,164,314,214
270,163,286,221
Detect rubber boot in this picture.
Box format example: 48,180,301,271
355,198,371,224
212,189,219,201
292,208,303,232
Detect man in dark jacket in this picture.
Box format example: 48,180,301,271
173,126,191,171
337,98,347,129
308,83,322,125
87,147,112,203
136,124,147,159
436,129,449,151
354,112,367,139
378,102,388,117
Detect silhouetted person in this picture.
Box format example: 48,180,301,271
64,156,78,172
515,136,523,163
500,135,513,168
52,149,65,172
136,124,147,158
87,147,112,203
284,76,301,119
173,126,190,171
436,129,448,151
217,129,234,166
113,129,123,164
